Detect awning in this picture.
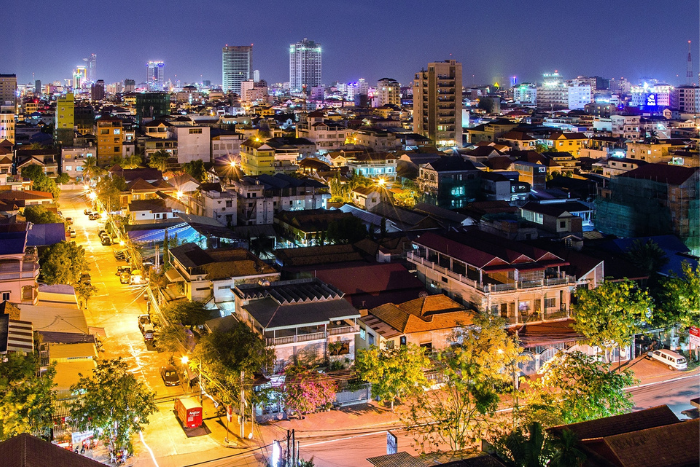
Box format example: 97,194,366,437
7,320,34,353
165,268,185,283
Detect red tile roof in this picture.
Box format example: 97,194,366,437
0,433,106,467
619,163,698,186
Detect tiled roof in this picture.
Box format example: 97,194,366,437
619,163,698,186
520,201,592,217
126,178,157,191
0,433,106,467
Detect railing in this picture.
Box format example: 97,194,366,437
266,331,327,346
329,325,359,336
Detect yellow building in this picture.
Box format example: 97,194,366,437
543,132,587,157
55,93,75,146
96,116,123,166
0,110,15,144
240,138,275,175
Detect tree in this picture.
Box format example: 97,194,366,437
96,175,127,211
654,262,700,329
403,315,525,453
284,366,337,415
69,358,157,455
572,280,652,363
192,320,274,406
39,241,89,285
526,351,635,425
326,216,367,244
23,205,63,224
497,422,551,467
148,150,170,172
74,281,99,309
155,324,188,357
81,156,98,181
163,300,213,328
355,343,429,411
120,154,142,170
549,429,586,467
0,353,56,440
55,173,71,185
624,239,669,279
21,165,45,181
182,159,207,183
21,166,59,198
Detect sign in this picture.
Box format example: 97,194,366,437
226,405,233,423
387,431,397,455
689,326,700,346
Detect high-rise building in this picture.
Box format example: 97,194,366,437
0,74,17,107
34,80,41,95
146,61,165,90
91,80,105,101
375,78,401,107
222,46,253,95
0,107,15,144
412,60,463,147
135,92,170,124
96,116,123,166
55,93,75,146
536,72,567,110
289,38,322,93
671,85,700,113
73,66,87,90
124,79,136,93
83,54,97,83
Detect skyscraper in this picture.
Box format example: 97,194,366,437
289,38,322,93
91,80,105,101
147,61,165,90
222,46,253,95
375,78,401,107
83,54,97,83
413,60,463,147
73,66,87,89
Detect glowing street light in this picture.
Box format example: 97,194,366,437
181,355,189,365
229,161,236,168
88,192,97,200
176,191,183,199
377,178,386,187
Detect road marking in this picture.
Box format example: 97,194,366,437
139,431,160,467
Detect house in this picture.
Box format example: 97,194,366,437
168,243,279,303
14,148,59,177
345,152,398,180
417,156,481,209
128,198,180,223
520,200,593,235
234,278,361,373
296,111,350,152
0,312,33,354
500,130,538,151
465,119,519,144
351,186,383,210
0,223,39,304
370,202,443,231
0,433,107,467
119,177,175,209
359,294,477,352
274,208,355,247
540,131,587,157
407,230,576,326
599,157,648,177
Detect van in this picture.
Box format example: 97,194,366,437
175,397,202,429
648,349,687,370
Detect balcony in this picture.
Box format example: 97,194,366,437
0,262,39,281
266,331,326,346
329,324,359,336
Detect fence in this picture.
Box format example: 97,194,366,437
335,383,372,407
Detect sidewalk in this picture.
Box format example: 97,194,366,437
614,354,700,386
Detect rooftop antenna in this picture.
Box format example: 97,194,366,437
687,40,693,85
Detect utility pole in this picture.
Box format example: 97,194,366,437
239,370,245,438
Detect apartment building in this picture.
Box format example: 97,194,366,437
168,125,211,164
296,111,350,152
61,146,96,181
96,116,123,166
0,224,40,305
407,230,576,326
413,60,463,147
611,115,641,140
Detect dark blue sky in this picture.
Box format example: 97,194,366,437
2,0,698,88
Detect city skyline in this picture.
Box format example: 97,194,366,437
1,0,698,89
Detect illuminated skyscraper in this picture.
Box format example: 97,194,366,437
83,54,97,83
73,66,87,89
147,61,165,90
413,60,463,147
289,38,322,93
0,74,17,107
222,45,253,95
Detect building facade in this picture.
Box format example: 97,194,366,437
0,74,17,107
96,117,123,166
289,38,322,93
222,45,253,95
375,78,401,107
413,60,463,147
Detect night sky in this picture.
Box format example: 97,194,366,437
2,0,698,88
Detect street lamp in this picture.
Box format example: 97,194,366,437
377,178,386,187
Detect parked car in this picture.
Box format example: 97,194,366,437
116,265,131,276
84,209,92,215
80,273,91,285
647,349,687,370
143,327,156,344
101,236,112,246
66,217,73,225
119,271,131,284
68,228,76,238
89,213,99,220
138,314,151,333
98,230,107,237
160,365,180,387
114,250,126,260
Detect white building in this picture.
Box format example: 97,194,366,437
672,85,700,113
567,84,592,110
222,46,252,95
611,115,641,140
61,146,96,181
513,84,537,105
289,38,322,93
168,126,211,163
375,78,400,107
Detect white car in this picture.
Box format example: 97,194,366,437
647,349,687,370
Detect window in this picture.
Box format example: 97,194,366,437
189,128,202,134
359,328,366,340
385,340,394,349
368,333,375,346
559,221,566,228
1,292,9,301
65,166,72,171
545,298,556,308
113,129,121,134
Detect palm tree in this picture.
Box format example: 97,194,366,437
500,422,550,467
625,239,669,277
549,429,585,467
82,156,98,182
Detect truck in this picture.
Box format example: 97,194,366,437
175,397,202,429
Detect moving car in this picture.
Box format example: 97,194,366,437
89,213,99,220
160,365,180,387
647,349,687,370
68,228,76,238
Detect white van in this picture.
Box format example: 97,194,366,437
648,349,687,370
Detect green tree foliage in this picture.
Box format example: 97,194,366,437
148,150,170,172
69,358,157,454
119,154,143,170
572,280,652,362
355,343,429,411
74,281,99,309
284,365,337,415
0,353,56,440
653,262,700,329
526,351,635,426
182,159,207,183
155,324,188,356
624,239,669,279
21,165,45,181
23,205,63,224
55,173,71,184
549,430,586,467
39,241,89,285
81,156,98,181
192,320,274,405
326,216,367,244
21,166,60,198
497,422,551,467
96,175,128,211
163,300,214,328
403,315,525,453
328,172,374,203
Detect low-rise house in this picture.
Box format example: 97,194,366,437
168,243,279,303
275,209,355,246
351,129,401,151
351,186,382,210
14,148,59,177
128,198,181,223
345,152,398,180
296,111,350,152
189,182,237,227
234,278,361,373
407,230,577,326
0,224,40,305
598,157,647,177
61,146,96,182
540,131,588,156
520,200,593,235
359,294,477,352
417,156,481,209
